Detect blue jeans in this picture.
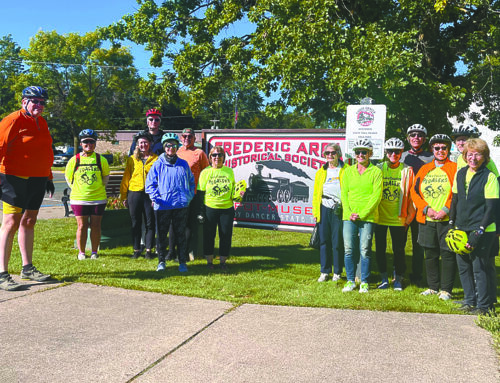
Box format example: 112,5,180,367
343,220,375,283
319,205,343,275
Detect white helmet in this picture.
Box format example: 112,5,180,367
451,124,481,139
407,124,427,135
385,138,405,150
429,134,452,146
352,138,373,150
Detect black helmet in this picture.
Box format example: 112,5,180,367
22,86,49,100
134,131,153,142
79,129,98,141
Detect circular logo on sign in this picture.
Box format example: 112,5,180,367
357,108,375,127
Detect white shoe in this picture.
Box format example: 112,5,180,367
317,273,329,282
77,253,86,260
90,253,98,260
438,291,451,301
332,274,341,282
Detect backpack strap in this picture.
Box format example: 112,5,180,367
71,152,103,184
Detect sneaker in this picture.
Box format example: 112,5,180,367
342,281,356,292
359,283,369,293
420,288,438,296
377,279,389,289
156,262,166,272
317,273,329,282
469,307,490,316
132,250,141,259
20,266,51,282
455,304,475,312
145,251,154,260
179,263,188,272
393,280,403,291
0,273,22,291
332,274,341,282
90,253,99,260
78,253,86,260
438,291,452,301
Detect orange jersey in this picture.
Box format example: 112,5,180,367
0,109,53,178
177,146,209,189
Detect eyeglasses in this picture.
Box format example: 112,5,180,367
81,140,96,144
182,135,194,139
164,143,178,149
147,117,161,122
324,151,337,156
211,153,224,158
354,150,368,156
409,133,425,138
386,149,402,155
433,145,448,152
30,99,46,106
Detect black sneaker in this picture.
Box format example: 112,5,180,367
132,250,141,259
455,304,475,312
144,251,154,260
0,273,22,291
20,266,51,282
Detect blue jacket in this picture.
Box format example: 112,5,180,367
145,154,195,210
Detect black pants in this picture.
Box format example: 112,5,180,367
168,198,198,257
375,225,407,276
407,219,425,283
204,206,235,258
155,208,189,263
127,190,155,250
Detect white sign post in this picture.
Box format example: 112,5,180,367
345,104,387,160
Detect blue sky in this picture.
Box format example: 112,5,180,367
0,0,159,76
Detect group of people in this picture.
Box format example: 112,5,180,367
313,124,498,315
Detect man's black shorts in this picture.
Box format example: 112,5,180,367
0,173,48,211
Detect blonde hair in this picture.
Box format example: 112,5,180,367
463,138,490,163
133,138,152,161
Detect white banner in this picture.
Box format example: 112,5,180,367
345,104,386,159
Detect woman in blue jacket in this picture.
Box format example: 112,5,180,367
145,133,195,273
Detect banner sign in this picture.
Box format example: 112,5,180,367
345,104,386,160
203,130,345,232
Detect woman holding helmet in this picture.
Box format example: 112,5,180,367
375,138,415,291
340,139,382,293
448,138,499,315
120,132,158,259
65,129,110,260
410,134,457,300
312,143,345,282
145,132,194,273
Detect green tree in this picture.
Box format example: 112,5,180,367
104,0,499,137
17,31,142,147
0,35,24,118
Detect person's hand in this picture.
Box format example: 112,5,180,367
434,210,447,221
123,200,128,208
426,207,437,219
350,213,360,221
467,228,484,249
45,180,55,198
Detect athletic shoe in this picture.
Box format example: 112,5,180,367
317,273,329,282
20,266,51,282
332,274,341,282
420,289,438,296
132,250,141,259
359,283,369,293
469,307,490,316
78,253,86,260
393,280,403,291
0,274,22,291
377,279,389,289
144,251,154,260
438,291,452,301
156,262,166,272
455,304,475,312
179,263,188,273
90,253,98,260
342,281,356,292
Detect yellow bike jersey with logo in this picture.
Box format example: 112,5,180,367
421,167,451,222
198,166,235,209
65,153,110,204
378,163,405,226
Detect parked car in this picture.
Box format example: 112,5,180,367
53,147,113,167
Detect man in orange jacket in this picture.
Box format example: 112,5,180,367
0,86,54,291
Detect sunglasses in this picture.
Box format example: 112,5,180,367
81,140,96,144
324,151,337,156
182,135,194,139
409,132,425,138
30,99,46,106
211,153,224,158
164,143,178,149
147,117,161,122
433,145,448,151
354,150,368,156
386,149,402,155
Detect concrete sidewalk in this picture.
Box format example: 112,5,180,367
0,281,498,382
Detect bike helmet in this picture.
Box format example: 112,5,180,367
146,108,162,117
134,131,153,142
428,134,452,147
451,124,481,139
161,132,179,145
233,180,247,202
352,138,373,150
445,229,471,255
407,124,427,135
384,138,405,150
22,86,49,100
79,129,98,141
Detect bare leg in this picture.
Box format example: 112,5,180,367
75,216,90,253
89,215,103,253
18,209,39,266
0,213,22,272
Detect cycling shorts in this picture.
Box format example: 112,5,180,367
0,173,47,213
71,203,106,217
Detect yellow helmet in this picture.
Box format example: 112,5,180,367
445,229,471,255
233,180,247,202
